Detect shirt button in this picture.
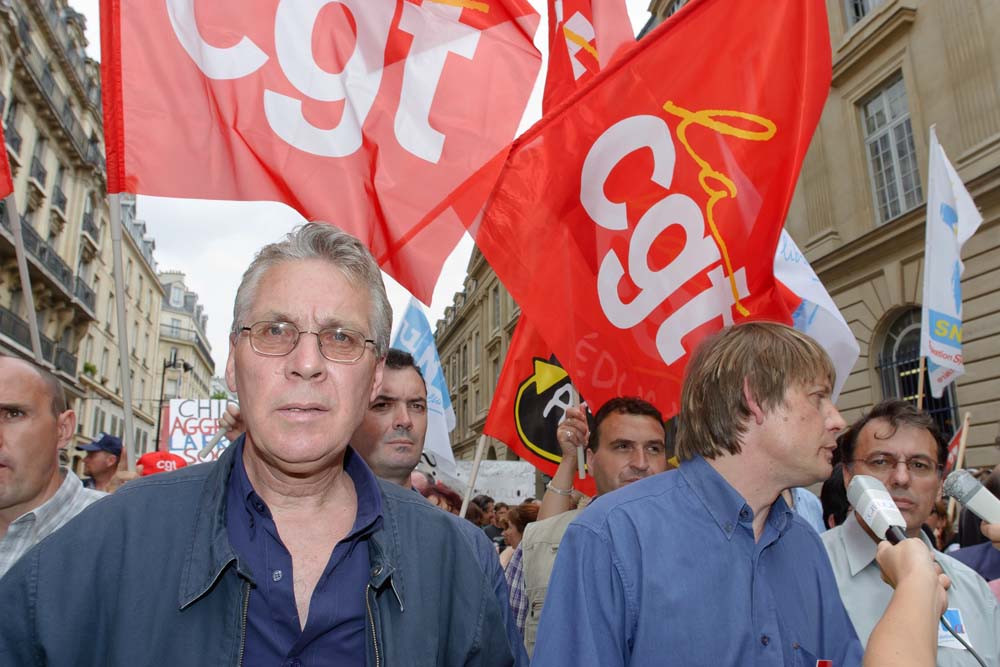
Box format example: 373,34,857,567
253,500,266,513
760,635,770,646
739,508,750,520
272,570,283,582
371,565,383,576
724,521,733,532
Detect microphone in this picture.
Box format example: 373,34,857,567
943,469,1000,524
847,475,908,544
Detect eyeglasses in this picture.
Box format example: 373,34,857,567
238,321,374,364
848,454,943,478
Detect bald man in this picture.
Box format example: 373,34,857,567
0,356,104,577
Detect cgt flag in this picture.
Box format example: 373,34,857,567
475,0,831,416
920,126,983,398
485,0,631,488
100,0,541,304
542,0,633,111
391,298,458,479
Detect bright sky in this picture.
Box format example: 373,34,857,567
71,1,654,375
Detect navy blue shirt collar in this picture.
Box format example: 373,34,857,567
231,438,384,539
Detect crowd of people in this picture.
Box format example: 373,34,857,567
0,222,997,666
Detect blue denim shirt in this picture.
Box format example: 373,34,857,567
227,442,382,666
533,455,863,667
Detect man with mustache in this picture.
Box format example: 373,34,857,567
0,224,525,666
824,400,1000,665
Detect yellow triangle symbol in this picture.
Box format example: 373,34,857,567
533,359,568,394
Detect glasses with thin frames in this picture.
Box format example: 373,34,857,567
848,454,943,479
238,321,374,364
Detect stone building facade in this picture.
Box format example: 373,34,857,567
0,1,162,463
434,248,521,462
156,270,214,402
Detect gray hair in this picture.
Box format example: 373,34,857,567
231,223,392,357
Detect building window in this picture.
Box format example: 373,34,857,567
100,348,109,377
492,358,500,389
846,0,884,26
473,332,480,367
875,308,958,438
664,0,690,18
492,287,500,330
170,284,184,307
862,75,922,225
170,317,181,336
461,344,468,378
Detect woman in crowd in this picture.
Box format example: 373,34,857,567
500,503,538,569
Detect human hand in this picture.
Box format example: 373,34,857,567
219,402,244,441
556,403,589,459
876,539,950,616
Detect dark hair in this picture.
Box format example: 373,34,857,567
821,463,849,528
504,503,539,535
494,502,509,512
464,502,484,526
0,353,67,415
385,348,424,386
838,400,948,469
471,494,494,512
588,397,666,453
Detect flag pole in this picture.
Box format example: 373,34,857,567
7,195,43,363
946,411,972,525
460,434,489,518
109,193,138,472
916,356,926,408
571,386,585,480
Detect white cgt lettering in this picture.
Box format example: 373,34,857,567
166,0,479,163
165,0,269,79
581,115,751,365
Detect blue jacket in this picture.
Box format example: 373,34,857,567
0,442,526,666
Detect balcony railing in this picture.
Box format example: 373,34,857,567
160,323,213,367
17,29,90,161
0,202,75,296
29,155,47,186
51,185,66,212
74,275,96,312
0,303,76,376
37,0,97,107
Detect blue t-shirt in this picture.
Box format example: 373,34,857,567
226,440,382,666
533,455,863,667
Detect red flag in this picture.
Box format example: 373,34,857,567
542,0,632,111
484,316,597,495
484,0,631,486
945,426,963,473
0,124,13,199
100,0,540,303
475,0,831,416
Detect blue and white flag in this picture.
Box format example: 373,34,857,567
774,230,860,401
392,298,457,478
920,127,982,398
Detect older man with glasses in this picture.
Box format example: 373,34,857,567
0,224,525,667
823,399,1000,665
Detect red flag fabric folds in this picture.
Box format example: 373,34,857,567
476,0,832,417
100,0,540,303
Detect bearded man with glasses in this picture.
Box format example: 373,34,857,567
822,399,1000,665
0,224,526,667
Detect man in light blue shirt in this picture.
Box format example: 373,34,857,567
533,322,865,666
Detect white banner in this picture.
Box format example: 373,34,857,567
774,230,860,400
920,127,982,398
164,399,234,463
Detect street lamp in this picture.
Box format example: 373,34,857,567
154,357,194,450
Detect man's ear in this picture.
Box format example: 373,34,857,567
742,378,766,425
55,410,76,451
370,357,385,402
